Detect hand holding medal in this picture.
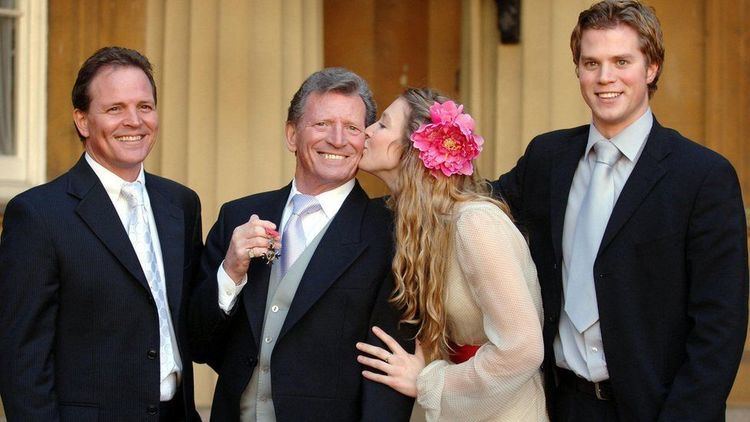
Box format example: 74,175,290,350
223,214,281,284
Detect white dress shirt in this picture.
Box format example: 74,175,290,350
554,109,653,382
217,179,356,312
85,153,182,401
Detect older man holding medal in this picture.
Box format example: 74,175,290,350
189,67,415,422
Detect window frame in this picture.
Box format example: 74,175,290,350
0,0,47,210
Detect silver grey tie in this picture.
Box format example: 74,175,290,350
565,141,622,332
121,182,176,381
279,194,321,279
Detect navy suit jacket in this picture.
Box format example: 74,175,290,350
189,182,415,421
494,119,748,421
0,155,203,421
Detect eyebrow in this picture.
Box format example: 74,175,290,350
580,54,636,61
343,119,364,129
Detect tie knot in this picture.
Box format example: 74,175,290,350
121,182,145,208
593,141,621,167
291,194,321,217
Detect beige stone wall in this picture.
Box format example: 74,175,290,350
462,0,591,179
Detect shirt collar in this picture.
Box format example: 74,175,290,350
85,153,146,203
585,108,653,162
287,178,356,219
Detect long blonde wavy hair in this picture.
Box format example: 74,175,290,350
387,88,511,362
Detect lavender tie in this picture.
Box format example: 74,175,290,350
565,141,622,332
121,182,176,381
280,194,321,279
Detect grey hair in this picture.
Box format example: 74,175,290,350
286,67,376,127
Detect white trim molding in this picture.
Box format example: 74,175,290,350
0,0,47,209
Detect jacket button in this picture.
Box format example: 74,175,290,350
147,349,158,360
147,404,158,415
546,315,556,323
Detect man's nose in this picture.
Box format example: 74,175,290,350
329,124,346,146
122,107,142,126
597,63,616,84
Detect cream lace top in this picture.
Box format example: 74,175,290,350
416,201,548,421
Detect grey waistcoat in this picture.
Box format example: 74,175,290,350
239,220,332,422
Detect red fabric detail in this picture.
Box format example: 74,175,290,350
448,342,481,364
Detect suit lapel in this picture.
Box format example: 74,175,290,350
599,120,669,253
279,183,368,339
146,175,185,324
244,184,291,345
69,156,150,292
550,132,588,263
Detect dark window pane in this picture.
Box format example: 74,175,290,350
0,14,14,155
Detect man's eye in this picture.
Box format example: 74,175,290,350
348,125,362,133
314,121,327,127
617,59,628,66
107,106,121,113
139,104,154,111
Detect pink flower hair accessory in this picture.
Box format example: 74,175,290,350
410,100,484,178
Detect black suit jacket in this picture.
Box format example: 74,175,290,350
494,120,748,421
0,156,203,421
189,182,415,422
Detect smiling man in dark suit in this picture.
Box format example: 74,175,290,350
0,47,203,421
494,1,748,421
189,67,414,421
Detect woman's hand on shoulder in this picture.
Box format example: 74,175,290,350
356,326,425,398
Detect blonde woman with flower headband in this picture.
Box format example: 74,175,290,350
355,88,547,421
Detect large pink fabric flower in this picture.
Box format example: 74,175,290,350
410,100,484,178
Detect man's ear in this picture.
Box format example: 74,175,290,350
285,122,297,153
73,109,90,138
646,62,658,84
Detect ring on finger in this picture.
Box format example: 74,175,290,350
248,248,255,259
384,354,391,364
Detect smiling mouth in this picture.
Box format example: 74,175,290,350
319,153,346,160
115,135,144,142
596,92,622,99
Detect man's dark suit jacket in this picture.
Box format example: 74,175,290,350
0,155,203,421
494,119,748,421
189,181,415,421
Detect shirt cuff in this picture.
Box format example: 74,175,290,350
217,261,247,313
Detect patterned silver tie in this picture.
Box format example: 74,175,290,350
121,182,176,381
279,194,321,279
565,141,622,332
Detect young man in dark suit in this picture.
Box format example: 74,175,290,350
0,47,203,421
189,68,414,421
494,1,748,420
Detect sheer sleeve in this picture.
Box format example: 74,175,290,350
416,203,545,421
